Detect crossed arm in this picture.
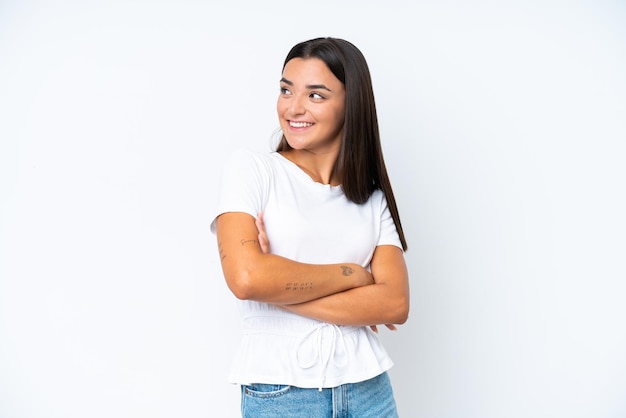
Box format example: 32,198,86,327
215,212,410,327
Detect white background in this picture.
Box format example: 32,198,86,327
1,1,625,417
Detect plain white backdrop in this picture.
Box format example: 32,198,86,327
1,1,625,417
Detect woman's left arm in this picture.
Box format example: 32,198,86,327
278,244,410,327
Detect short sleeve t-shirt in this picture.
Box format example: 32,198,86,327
211,148,402,389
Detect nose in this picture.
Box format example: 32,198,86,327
288,94,306,116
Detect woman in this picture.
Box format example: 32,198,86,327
211,37,409,417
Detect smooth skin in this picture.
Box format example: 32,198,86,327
215,57,409,328
277,57,345,185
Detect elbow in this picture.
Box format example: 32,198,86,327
225,269,257,301
390,297,410,325
229,283,252,301
395,308,409,325
222,254,271,301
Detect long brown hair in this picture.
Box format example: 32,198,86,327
276,37,408,250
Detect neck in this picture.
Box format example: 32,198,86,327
281,149,339,186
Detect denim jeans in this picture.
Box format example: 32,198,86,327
240,371,399,417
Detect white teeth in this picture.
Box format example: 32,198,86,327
289,121,313,128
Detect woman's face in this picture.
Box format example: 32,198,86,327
277,57,346,155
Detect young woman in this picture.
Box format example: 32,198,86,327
211,37,409,417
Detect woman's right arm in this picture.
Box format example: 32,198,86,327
215,211,373,304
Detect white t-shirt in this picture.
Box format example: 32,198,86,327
210,148,402,389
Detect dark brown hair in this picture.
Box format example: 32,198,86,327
276,37,407,250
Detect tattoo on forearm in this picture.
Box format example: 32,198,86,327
240,239,259,246
218,242,226,261
341,266,354,276
285,282,313,292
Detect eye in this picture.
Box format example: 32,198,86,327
280,87,292,95
310,92,324,100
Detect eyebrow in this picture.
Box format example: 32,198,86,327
280,77,332,92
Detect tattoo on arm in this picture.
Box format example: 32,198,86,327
218,242,226,262
341,266,354,276
220,238,261,262
285,282,313,292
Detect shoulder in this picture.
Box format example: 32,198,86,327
366,189,396,218
367,188,386,207
223,148,278,172
226,147,268,163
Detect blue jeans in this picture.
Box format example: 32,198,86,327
240,372,399,417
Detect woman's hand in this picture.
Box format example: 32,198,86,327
369,324,397,333
255,212,270,254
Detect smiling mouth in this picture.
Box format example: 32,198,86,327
289,121,314,128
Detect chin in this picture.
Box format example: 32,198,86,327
283,137,306,150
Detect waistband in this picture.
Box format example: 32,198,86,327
242,313,360,337
242,314,361,390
